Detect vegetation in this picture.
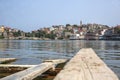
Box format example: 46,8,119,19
25,32,32,37
66,24,71,27
13,30,21,37
0,35,4,39
25,30,57,39
0,33,4,39
73,24,78,27
114,27,120,34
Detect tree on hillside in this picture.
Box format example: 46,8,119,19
13,30,21,37
25,32,32,37
66,24,71,27
73,24,78,27
114,27,120,34
0,33,4,39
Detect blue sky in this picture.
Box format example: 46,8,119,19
0,0,120,32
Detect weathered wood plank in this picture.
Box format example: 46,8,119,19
0,64,36,68
44,59,68,64
0,59,67,80
0,58,16,64
54,48,119,80
0,59,67,68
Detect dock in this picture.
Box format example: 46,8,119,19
54,48,119,80
0,48,119,80
0,59,67,80
0,58,16,64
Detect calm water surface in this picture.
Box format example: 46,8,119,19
0,40,120,78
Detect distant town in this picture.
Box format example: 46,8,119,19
0,21,120,40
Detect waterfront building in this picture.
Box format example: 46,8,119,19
50,27,55,31
69,34,80,40
0,26,4,33
64,32,72,39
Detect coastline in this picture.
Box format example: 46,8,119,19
0,37,120,41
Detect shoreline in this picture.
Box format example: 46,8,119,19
0,38,120,41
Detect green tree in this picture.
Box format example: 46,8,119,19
33,30,47,38
25,32,32,37
73,24,78,27
13,30,21,37
0,34,4,39
66,24,71,27
114,27,120,34
45,32,56,39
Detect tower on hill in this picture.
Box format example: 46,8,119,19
80,21,82,26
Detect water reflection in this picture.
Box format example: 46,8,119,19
0,40,120,78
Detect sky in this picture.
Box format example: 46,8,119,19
0,0,120,32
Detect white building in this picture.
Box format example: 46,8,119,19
69,34,80,40
101,29,107,35
50,27,55,31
